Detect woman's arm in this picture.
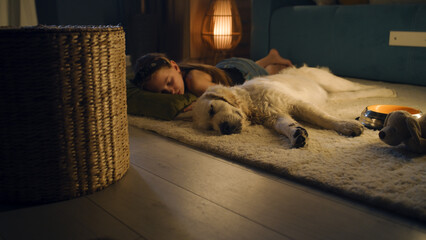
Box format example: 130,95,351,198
185,69,216,97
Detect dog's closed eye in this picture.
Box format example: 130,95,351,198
234,110,243,118
209,105,215,117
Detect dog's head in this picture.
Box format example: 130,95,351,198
193,85,249,135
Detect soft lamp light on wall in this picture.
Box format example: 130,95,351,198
201,0,242,51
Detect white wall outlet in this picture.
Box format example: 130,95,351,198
389,31,426,47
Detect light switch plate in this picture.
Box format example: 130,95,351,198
389,31,426,47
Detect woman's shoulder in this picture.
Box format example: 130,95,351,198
184,69,215,97
180,62,231,86
186,69,212,81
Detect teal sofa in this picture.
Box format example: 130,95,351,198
251,0,426,86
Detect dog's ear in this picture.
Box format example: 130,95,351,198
203,87,239,108
406,116,421,145
383,112,391,127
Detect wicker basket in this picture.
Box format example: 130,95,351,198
0,25,130,203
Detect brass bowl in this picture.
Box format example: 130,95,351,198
359,105,423,130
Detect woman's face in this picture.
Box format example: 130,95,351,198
144,61,185,95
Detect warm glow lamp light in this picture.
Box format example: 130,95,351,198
201,0,242,51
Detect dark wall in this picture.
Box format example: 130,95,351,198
35,0,165,63
36,0,133,26
35,0,251,63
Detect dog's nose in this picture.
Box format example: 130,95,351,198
219,121,241,135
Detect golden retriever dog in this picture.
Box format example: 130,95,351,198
192,66,396,148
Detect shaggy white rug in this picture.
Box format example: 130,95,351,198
128,78,426,222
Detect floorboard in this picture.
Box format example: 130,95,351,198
88,166,289,240
128,126,426,240
0,197,139,240
0,126,424,240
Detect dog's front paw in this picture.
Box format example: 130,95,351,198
291,126,308,148
335,120,364,137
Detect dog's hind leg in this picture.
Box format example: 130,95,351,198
292,102,364,137
267,114,309,148
300,66,374,92
328,87,397,101
297,66,396,95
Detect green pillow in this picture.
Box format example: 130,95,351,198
126,80,197,120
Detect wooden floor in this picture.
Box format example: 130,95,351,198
0,125,425,240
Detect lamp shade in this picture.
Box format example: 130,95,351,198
201,0,242,51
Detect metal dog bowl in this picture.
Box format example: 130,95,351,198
358,105,423,130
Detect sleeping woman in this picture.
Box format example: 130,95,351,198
131,49,293,111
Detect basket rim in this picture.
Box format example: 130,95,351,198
0,25,123,33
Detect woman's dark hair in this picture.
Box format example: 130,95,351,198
132,52,233,90
132,53,172,89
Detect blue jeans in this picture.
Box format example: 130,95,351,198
216,57,269,85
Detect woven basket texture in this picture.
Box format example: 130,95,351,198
0,25,129,203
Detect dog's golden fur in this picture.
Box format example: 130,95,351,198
193,66,396,148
